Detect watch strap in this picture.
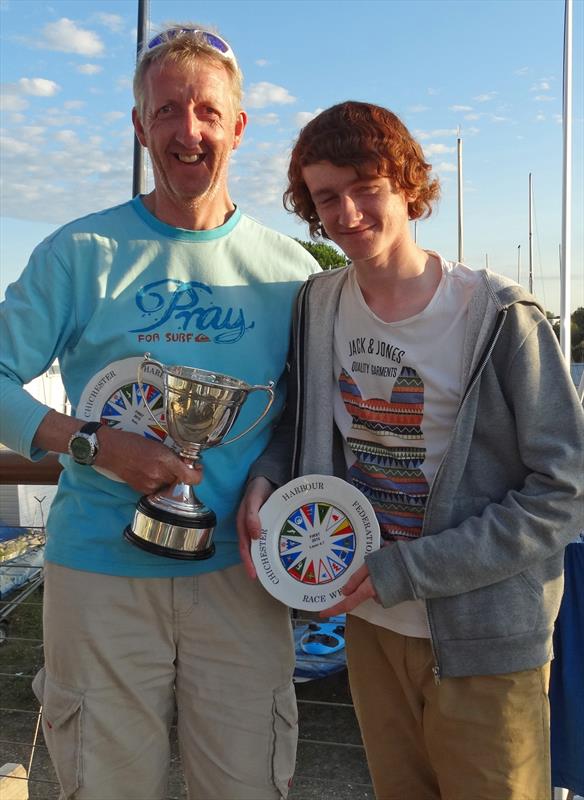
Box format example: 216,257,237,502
79,421,102,435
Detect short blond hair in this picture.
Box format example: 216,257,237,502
133,25,243,119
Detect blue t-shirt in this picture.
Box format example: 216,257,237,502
0,197,318,576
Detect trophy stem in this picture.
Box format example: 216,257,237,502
124,452,217,560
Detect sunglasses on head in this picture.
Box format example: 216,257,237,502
146,28,236,63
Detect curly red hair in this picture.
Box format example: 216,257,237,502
284,101,440,238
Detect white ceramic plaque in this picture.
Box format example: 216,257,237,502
252,474,380,611
76,356,172,480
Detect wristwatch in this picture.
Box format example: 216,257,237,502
67,422,102,466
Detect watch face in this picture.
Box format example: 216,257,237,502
71,434,93,463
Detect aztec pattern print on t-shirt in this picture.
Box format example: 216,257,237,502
339,366,429,542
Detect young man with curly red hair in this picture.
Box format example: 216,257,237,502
238,101,584,800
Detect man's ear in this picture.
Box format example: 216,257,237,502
232,111,248,151
132,107,147,148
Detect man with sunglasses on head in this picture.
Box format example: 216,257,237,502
0,26,317,800
238,101,584,800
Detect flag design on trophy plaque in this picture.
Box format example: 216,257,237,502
278,502,357,585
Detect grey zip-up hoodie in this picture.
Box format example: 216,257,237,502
251,264,584,678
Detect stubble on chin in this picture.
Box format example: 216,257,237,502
182,179,221,211
176,158,230,211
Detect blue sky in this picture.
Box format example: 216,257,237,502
1,0,582,314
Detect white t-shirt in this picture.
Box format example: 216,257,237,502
333,256,481,636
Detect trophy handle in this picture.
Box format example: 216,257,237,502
137,352,169,435
218,381,276,447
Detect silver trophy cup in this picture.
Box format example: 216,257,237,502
124,353,275,559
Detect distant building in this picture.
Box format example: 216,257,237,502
25,362,70,415
1,362,66,527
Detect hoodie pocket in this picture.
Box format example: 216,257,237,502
436,571,543,641
32,667,84,797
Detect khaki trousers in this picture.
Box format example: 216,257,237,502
346,614,551,800
34,562,297,800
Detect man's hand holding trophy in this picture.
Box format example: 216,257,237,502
124,353,274,560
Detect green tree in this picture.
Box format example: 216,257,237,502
551,307,584,362
296,239,349,270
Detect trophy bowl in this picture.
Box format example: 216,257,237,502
124,354,274,560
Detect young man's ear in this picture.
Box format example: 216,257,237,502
132,108,147,148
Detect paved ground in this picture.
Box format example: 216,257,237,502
2,595,582,800
292,669,373,800
2,667,372,799
1,587,372,798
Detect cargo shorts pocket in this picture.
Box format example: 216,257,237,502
271,683,298,798
32,667,84,798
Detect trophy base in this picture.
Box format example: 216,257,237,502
124,497,216,560
124,526,216,560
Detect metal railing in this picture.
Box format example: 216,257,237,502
0,451,61,486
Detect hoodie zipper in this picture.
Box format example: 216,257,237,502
292,281,310,477
423,307,509,683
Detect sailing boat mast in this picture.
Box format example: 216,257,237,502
517,245,521,284
528,173,534,295
457,131,464,263
132,0,150,197
560,0,573,362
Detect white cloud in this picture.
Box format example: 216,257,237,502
0,122,134,223
41,18,104,57
449,105,473,112
55,129,79,144
408,104,429,113
435,161,457,173
415,128,458,141
427,87,440,96
0,136,36,156
473,92,497,103
21,126,45,139
0,92,28,112
254,113,279,126
294,108,323,127
92,12,124,33
416,126,479,142
535,112,546,122
423,143,455,156
232,145,290,208
255,59,269,67
515,66,529,76
530,79,551,92
464,113,481,120
43,108,86,127
77,64,103,75
17,77,60,96
533,95,555,102
64,100,86,110
245,82,296,109
103,111,125,124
